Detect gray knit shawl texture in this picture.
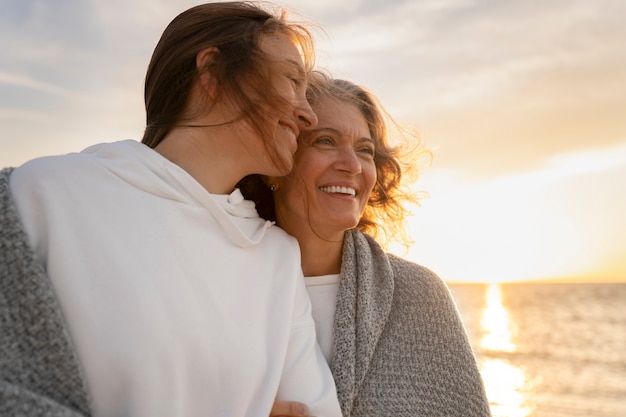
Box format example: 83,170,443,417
1,167,91,416
333,230,492,416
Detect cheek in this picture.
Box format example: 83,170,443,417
274,79,296,102
279,175,306,205
364,164,377,195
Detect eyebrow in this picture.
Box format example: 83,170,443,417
357,136,376,146
286,59,306,78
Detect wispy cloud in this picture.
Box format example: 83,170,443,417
0,71,76,97
1,0,624,177
0,108,50,122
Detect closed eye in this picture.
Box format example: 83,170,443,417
284,59,306,89
286,69,306,90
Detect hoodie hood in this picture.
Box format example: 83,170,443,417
84,140,273,248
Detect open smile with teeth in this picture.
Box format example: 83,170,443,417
319,185,356,197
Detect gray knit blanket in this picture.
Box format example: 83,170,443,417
332,230,492,416
0,167,91,416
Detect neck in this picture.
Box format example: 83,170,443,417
155,125,247,194
297,231,345,277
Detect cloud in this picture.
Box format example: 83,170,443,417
345,0,626,178
544,143,626,177
403,141,626,282
1,0,624,179
0,108,49,122
0,71,76,97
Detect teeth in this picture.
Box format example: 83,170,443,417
320,186,356,196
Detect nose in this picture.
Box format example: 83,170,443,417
295,99,318,130
335,147,362,175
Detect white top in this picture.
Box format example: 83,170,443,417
10,140,341,417
305,274,340,364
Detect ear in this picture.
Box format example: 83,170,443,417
196,47,220,98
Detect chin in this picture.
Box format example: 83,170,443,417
276,152,295,174
324,218,359,232
262,147,294,176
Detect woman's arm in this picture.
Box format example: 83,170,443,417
270,400,310,417
274,273,342,417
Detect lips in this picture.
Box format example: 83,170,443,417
319,185,356,197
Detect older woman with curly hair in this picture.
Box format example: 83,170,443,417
239,73,492,417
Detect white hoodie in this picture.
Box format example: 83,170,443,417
10,140,340,417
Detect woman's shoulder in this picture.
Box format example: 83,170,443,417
386,252,439,279
351,231,453,298
10,146,102,189
10,141,136,182
264,223,301,251
385,251,459,304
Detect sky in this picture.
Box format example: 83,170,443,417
1,0,625,283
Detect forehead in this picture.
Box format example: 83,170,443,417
258,32,304,72
314,97,369,135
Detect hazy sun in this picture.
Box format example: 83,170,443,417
392,147,626,284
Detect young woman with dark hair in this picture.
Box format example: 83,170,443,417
1,3,341,417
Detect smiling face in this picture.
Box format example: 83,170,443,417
247,31,318,177
273,96,377,243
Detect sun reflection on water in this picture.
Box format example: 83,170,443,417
480,283,533,417
481,283,516,352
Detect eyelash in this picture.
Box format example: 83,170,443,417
360,147,376,156
314,137,376,156
288,75,304,88
314,137,334,145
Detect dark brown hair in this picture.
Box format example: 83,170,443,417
141,1,315,171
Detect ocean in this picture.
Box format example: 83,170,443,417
447,283,626,417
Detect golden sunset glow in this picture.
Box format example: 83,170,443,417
2,1,625,284
478,284,534,417
397,144,626,283
481,360,532,417
480,284,515,353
